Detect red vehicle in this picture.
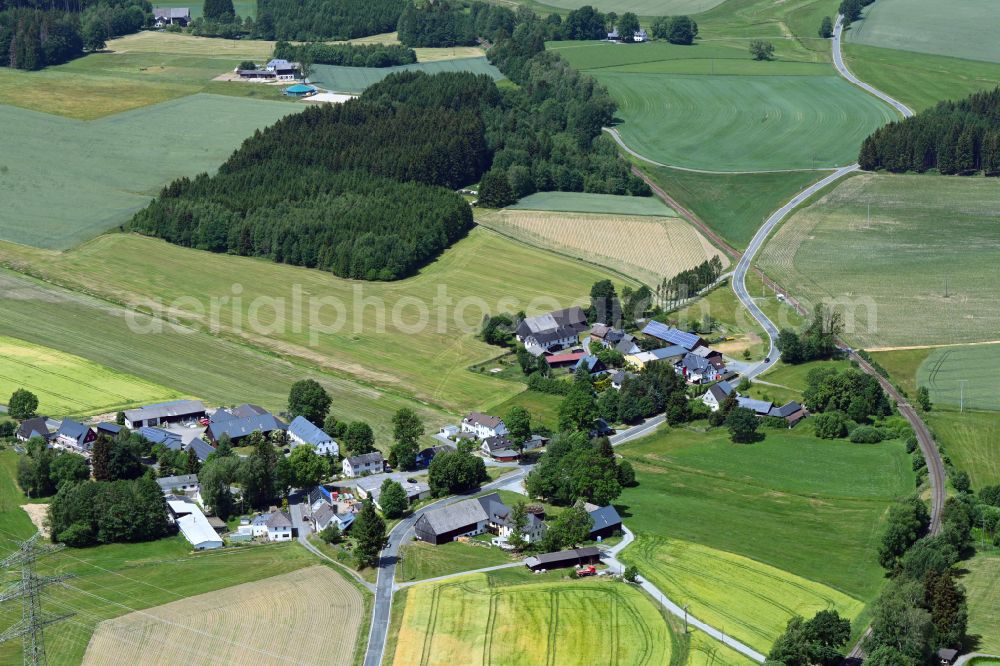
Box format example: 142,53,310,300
199,417,210,426
576,565,597,577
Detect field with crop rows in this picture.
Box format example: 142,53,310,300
0,336,184,417
311,56,502,93
622,535,864,653
926,411,1000,489
82,566,363,666
845,0,1000,65
391,573,671,665
506,192,676,217
478,209,726,287
916,345,1000,412
0,95,296,249
759,173,1000,348
0,227,618,427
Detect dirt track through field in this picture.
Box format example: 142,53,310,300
82,565,363,666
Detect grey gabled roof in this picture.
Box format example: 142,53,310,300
585,504,622,532
516,307,587,339
265,511,292,529
769,401,804,418
346,451,384,467
737,397,773,415
463,412,504,429
17,417,50,441
416,494,501,536
124,399,205,423
207,413,285,441
56,419,89,444
157,474,199,491
187,438,215,461
139,426,183,450
707,380,734,402
525,546,601,567
288,416,332,446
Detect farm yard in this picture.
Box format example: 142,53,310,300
0,227,620,426
476,208,727,288
622,535,864,653
81,566,364,666
390,572,673,665
845,0,1000,65
759,173,1000,348
0,336,184,417
0,95,296,249
311,56,502,94
617,424,913,606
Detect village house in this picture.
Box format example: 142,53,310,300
95,422,121,439
54,419,96,452
737,397,808,427
356,476,431,509
480,436,520,462
152,7,190,27
287,416,338,457
157,473,201,502
589,324,641,355
138,426,184,451
123,399,206,430
574,355,607,376
266,58,299,80
311,501,354,533
488,500,546,544
16,417,51,443
679,352,726,384
416,443,455,467
461,412,508,440
701,380,735,412
186,437,216,462
516,306,588,356
625,345,687,370
341,451,384,478
251,510,293,541
610,370,638,391
413,493,509,545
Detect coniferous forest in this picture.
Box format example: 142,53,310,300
253,0,404,40
859,87,1000,175
272,40,416,67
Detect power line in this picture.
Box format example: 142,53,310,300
0,534,74,666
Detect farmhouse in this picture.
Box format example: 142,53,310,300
480,436,519,462
157,473,200,500
641,322,705,351
268,59,300,80
679,352,726,384
701,380,735,411
186,437,216,462
524,546,602,572
461,412,508,440
123,399,206,430
585,503,623,540
137,426,183,451
342,452,384,478
625,345,687,370
589,325,641,355
96,422,121,438
574,355,607,375
167,497,222,550
311,501,354,532
413,493,509,545
356,477,431,509
489,500,546,544
516,306,588,355
205,406,286,444
415,443,455,467
16,417,51,442
54,419,96,452
152,7,190,26
251,510,293,541
288,416,338,457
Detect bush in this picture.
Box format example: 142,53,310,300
905,435,918,454
623,565,639,582
850,425,884,444
749,39,775,61
813,411,847,439
762,415,788,429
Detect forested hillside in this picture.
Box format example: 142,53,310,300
253,0,404,40
273,41,416,67
860,87,1000,175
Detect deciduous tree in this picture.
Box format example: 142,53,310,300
8,389,38,420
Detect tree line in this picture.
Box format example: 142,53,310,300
859,87,1000,175
273,40,416,67
252,0,404,40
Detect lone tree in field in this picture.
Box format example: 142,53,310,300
287,379,331,425
726,407,761,444
379,479,408,518
8,388,38,420
819,16,833,38
749,40,775,61
353,500,387,568
202,0,235,21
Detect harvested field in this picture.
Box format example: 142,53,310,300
478,209,727,288
506,192,676,217
82,565,363,666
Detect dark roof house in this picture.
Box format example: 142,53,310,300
186,438,216,462
640,322,705,351
413,493,507,545
138,426,183,450
16,417,51,442
205,411,285,443
585,503,623,539
524,546,601,571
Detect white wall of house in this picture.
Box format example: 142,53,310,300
267,525,292,542
460,421,508,439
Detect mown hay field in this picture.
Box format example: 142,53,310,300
533,0,726,15
477,209,727,288
915,344,1000,412
391,573,671,665
622,535,864,654
82,566,363,666
0,336,184,417
506,191,676,217
0,226,620,424
845,0,1000,65
925,411,1000,489
759,172,1000,348
0,94,297,249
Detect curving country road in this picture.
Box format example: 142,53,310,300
832,17,915,119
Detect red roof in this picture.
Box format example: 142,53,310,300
546,352,587,365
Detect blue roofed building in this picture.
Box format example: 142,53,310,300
138,426,184,451
186,437,216,462
585,503,623,540
640,322,705,351
287,416,338,457
205,406,285,444
573,354,607,375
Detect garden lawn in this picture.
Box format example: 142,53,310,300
962,552,1000,654
396,540,514,583
759,173,1000,349
844,0,1000,65
390,573,672,665
506,192,675,217
596,73,895,171
617,424,914,602
0,227,620,424
0,94,297,249
311,56,503,93
0,336,184,418
925,411,1000,489
622,535,864,653
486,390,564,433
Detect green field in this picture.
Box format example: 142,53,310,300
397,540,514,583
507,192,676,217
532,0,726,16
867,348,931,399
0,94,296,250
0,336,184,417
963,552,1000,654
638,164,823,249
759,172,1000,349
748,358,852,406
0,227,619,429
623,535,864,653
487,389,564,432
391,572,673,665
925,411,1000,489
597,73,895,171
311,56,503,93
188,0,257,18
618,424,914,602
845,0,1000,65
916,345,1000,412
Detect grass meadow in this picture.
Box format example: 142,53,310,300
759,172,1000,349
487,389,564,432
507,192,676,217
390,572,673,665
0,336,184,417
477,208,727,288
844,0,1000,65
747,358,852,406
926,411,1000,489
0,94,296,249
311,56,502,93
622,535,864,653
617,424,914,604
963,552,1000,654
0,227,619,425
533,0,726,16
396,541,514,583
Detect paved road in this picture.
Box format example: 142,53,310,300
290,501,376,591
832,16,914,119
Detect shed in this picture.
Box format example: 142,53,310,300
524,547,602,571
